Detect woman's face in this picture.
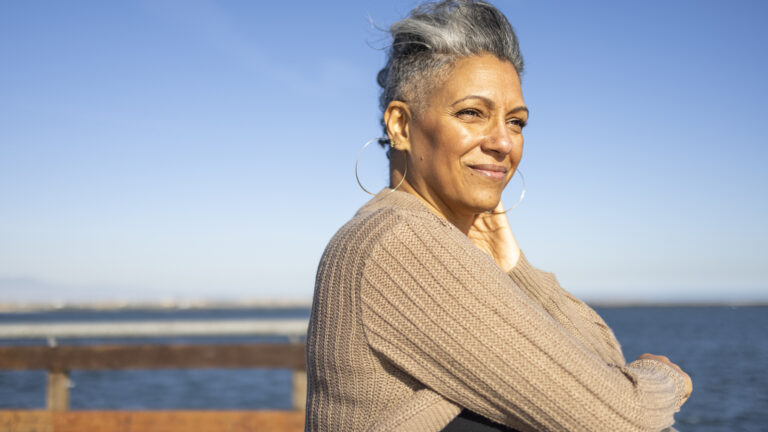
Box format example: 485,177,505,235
400,54,527,217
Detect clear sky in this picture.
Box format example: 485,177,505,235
1,0,766,304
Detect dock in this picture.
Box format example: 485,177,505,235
0,319,309,432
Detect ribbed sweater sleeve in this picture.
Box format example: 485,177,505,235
508,251,627,367
359,209,685,432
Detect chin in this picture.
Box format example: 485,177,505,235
462,191,501,214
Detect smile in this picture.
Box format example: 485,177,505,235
468,164,508,180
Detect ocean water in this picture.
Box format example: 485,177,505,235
598,306,768,432
0,306,766,432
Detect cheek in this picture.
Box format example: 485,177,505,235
511,137,524,165
411,121,473,184
415,134,452,169
436,138,472,181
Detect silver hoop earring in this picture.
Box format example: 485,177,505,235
490,168,526,214
355,137,408,196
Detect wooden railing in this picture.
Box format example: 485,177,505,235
0,319,309,431
0,318,308,340
0,410,306,432
0,343,307,412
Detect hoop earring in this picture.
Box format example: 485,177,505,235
490,168,526,214
355,137,408,196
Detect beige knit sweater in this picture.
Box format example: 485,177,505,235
306,189,686,431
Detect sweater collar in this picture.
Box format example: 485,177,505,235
356,188,433,216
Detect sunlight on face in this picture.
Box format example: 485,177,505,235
407,54,528,217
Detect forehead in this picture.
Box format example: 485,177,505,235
429,54,523,105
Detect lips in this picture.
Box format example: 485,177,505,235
468,164,508,180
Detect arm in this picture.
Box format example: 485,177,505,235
360,212,686,432
508,250,627,367
473,204,691,401
511,252,691,400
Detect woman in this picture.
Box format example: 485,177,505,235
306,1,692,431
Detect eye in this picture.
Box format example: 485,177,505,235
456,108,482,119
507,118,527,131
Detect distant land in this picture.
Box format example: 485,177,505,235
0,299,766,313
3,277,765,311
0,299,314,313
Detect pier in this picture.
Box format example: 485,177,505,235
0,319,309,432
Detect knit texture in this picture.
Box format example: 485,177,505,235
306,189,685,431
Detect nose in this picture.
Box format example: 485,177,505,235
481,118,516,158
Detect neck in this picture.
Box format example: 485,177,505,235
389,152,476,234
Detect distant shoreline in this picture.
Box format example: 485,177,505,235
0,299,314,313
587,300,768,308
0,299,766,312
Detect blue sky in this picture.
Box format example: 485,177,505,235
1,0,766,304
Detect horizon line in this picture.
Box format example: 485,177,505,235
1,299,767,313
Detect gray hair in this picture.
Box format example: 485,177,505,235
377,0,524,143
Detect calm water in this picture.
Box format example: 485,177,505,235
1,306,766,432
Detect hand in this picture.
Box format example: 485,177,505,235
636,353,693,404
467,201,521,273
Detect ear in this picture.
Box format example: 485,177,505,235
384,101,412,152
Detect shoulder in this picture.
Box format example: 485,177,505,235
357,206,506,292
324,204,457,260
318,200,480,283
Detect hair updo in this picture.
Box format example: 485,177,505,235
377,0,524,142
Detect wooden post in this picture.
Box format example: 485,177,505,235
46,370,70,411
292,369,307,411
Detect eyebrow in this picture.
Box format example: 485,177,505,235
451,95,529,116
